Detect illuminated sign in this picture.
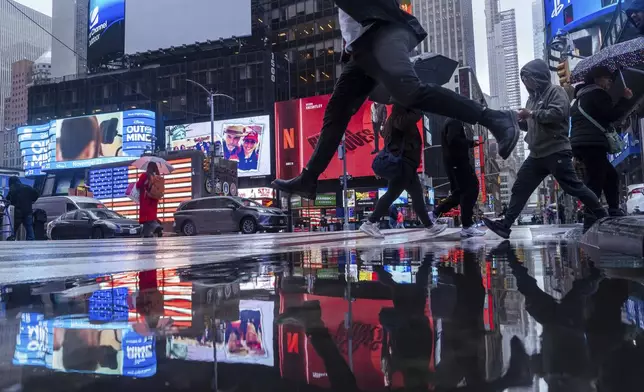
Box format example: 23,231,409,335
18,109,155,175
238,187,275,199
87,0,125,68
544,0,621,42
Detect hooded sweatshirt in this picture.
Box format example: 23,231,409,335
627,0,644,35
520,59,572,158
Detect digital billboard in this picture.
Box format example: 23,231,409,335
124,0,251,55
165,115,272,178
275,96,424,181
544,0,621,42
18,109,155,175
87,0,125,68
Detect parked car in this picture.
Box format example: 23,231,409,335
34,196,107,223
47,208,143,240
174,196,287,235
627,183,644,215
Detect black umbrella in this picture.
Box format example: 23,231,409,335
369,53,459,104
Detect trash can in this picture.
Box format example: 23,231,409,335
33,208,47,240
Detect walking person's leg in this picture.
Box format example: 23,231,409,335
484,157,549,239
361,176,407,238
602,155,623,215
404,167,447,236
23,213,35,241
12,212,23,240
272,61,377,199
432,167,460,221
353,25,520,159
548,151,607,228
458,166,485,237
575,147,607,203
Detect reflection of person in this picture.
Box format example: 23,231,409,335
222,126,244,161
57,116,102,161
238,131,259,171
6,176,39,241
54,328,121,371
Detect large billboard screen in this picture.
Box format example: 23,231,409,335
124,0,252,55
274,95,424,181
165,115,271,178
544,0,621,42
18,110,155,175
87,0,125,68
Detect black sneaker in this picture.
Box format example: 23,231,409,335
275,300,323,330
480,109,520,160
483,217,511,239
271,169,318,200
608,208,626,217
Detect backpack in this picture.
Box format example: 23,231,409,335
147,174,165,200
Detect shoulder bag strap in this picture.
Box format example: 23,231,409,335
577,103,610,134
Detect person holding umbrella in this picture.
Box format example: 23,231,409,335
133,156,173,237
570,66,634,216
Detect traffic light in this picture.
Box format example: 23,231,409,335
556,60,571,87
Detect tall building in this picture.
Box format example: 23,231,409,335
51,0,88,78
0,0,51,132
485,1,521,110
411,0,476,72
532,0,545,61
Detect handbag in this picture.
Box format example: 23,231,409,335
372,147,403,180
126,182,140,204
575,96,626,154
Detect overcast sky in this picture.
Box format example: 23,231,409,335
17,0,536,103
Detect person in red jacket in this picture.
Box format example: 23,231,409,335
136,162,160,237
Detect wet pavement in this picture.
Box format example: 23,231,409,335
1,227,644,391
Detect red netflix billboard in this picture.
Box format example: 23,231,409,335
274,95,423,181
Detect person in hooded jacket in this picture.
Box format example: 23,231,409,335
5,176,39,241
570,66,633,216
484,59,608,239
627,0,644,35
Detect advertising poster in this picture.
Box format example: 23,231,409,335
13,313,156,378
165,115,271,177
378,189,408,205
544,0,619,43
356,191,377,207
18,109,155,174
87,0,126,68
275,95,424,181
166,300,274,367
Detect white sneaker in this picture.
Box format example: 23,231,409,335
360,221,385,238
428,211,438,225
461,226,486,238
425,224,447,237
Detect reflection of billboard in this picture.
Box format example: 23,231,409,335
124,0,251,55
13,313,156,377
544,0,620,43
166,300,274,367
275,95,424,180
18,110,155,174
87,0,125,68
165,115,271,177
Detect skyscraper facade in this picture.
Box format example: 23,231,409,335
412,0,476,72
485,1,521,110
0,0,51,131
51,0,88,78
532,0,546,61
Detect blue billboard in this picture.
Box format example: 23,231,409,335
544,0,623,43
18,109,156,175
87,0,125,68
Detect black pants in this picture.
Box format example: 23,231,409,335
573,146,620,210
504,151,606,227
434,164,479,227
369,163,431,227
306,24,485,177
372,119,384,151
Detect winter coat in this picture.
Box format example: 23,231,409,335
6,182,39,215
382,106,423,169
570,84,632,151
441,119,475,168
519,59,572,158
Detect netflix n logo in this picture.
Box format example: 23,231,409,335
283,128,295,150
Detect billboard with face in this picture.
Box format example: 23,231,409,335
165,115,272,178
18,109,155,175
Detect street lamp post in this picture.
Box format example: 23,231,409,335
185,79,234,193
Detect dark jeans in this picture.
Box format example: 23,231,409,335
14,212,34,241
369,163,431,227
141,220,160,238
573,146,620,210
306,24,485,177
504,151,606,227
434,163,479,227
372,119,384,151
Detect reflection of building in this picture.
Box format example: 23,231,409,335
411,0,476,72
0,0,51,132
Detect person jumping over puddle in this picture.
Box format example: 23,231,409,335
271,0,521,201
483,59,607,239
359,105,447,239
430,119,486,238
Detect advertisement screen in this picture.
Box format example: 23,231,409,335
166,300,274,367
18,110,155,174
165,115,271,177
89,158,192,223
87,0,125,68
13,313,156,377
378,188,408,205
544,0,620,42
275,96,423,180
124,0,251,55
